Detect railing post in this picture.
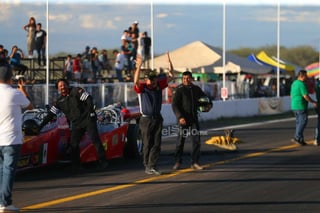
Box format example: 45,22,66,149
101,84,105,108
124,83,128,107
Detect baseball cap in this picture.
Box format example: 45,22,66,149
134,20,139,24
144,71,157,80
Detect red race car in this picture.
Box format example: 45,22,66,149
18,104,141,171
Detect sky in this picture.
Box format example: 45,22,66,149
0,0,320,56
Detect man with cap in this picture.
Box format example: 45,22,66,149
0,63,33,212
129,21,139,39
134,52,174,175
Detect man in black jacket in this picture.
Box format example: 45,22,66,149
39,79,108,172
172,71,212,170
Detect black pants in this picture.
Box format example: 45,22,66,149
12,64,28,75
139,116,163,169
36,47,46,66
174,122,201,165
70,121,106,166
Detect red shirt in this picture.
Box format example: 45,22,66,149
72,58,81,72
134,73,168,115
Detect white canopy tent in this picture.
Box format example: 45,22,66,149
151,40,270,75
213,61,241,74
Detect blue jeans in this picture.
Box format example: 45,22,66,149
293,110,308,142
36,47,46,66
0,145,21,206
315,112,320,142
115,68,124,82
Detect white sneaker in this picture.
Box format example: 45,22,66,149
0,204,19,212
191,163,204,170
15,75,25,80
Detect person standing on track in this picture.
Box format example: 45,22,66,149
0,62,33,212
133,53,174,175
171,71,212,170
39,79,108,173
314,78,320,146
290,70,317,146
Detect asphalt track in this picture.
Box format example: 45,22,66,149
13,115,320,212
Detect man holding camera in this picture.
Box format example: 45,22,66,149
9,45,28,79
0,61,33,212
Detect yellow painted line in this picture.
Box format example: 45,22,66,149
22,183,136,210
22,172,183,210
21,141,303,211
206,143,299,168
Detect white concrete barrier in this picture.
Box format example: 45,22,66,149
161,96,294,126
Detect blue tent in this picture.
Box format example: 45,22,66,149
247,53,287,74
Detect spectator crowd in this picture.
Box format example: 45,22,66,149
1,18,152,84
63,20,152,83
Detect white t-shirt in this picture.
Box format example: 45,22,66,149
65,59,72,72
0,84,30,145
114,53,126,70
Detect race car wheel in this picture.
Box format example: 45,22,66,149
22,119,40,136
124,123,141,159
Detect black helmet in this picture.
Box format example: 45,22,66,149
22,119,40,136
197,97,213,112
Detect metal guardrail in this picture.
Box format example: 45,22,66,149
23,81,246,109
19,57,64,82
19,58,288,107
20,57,116,83
24,82,139,109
